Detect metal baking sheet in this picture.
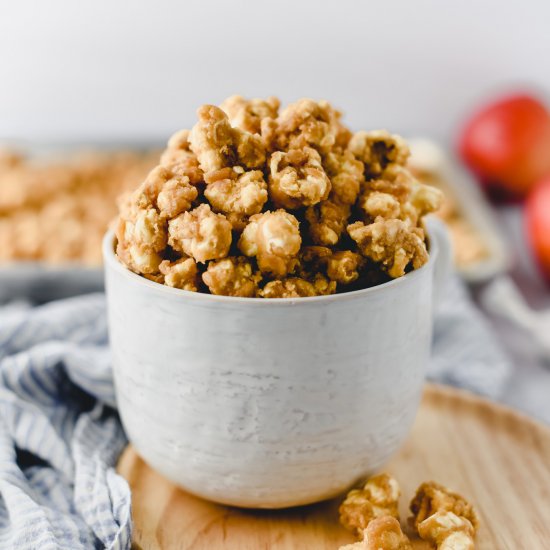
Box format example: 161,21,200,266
409,138,511,284
0,139,510,300
0,263,104,303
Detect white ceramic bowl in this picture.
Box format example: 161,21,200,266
103,219,450,508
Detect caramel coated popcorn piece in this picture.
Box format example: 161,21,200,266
160,129,204,185
269,147,331,209
260,274,336,298
418,511,475,550
238,210,302,277
202,256,261,297
115,165,199,274
300,247,363,285
349,130,410,178
116,206,167,275
136,165,198,216
234,128,267,171
274,98,342,154
220,95,280,134
305,199,350,246
189,105,266,173
339,517,412,550
168,204,232,263
339,474,401,537
189,105,235,172
410,178,444,217
359,168,442,229
326,251,364,284
324,149,364,206
159,257,199,291
204,167,268,229
348,219,428,278
360,191,402,220
157,175,198,218
409,482,479,532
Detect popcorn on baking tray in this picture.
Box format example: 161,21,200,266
115,96,443,297
0,150,157,265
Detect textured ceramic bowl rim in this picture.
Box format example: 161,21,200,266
102,228,438,306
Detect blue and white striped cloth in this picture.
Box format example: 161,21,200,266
0,295,131,549
0,275,510,549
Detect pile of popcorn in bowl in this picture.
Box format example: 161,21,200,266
116,96,443,297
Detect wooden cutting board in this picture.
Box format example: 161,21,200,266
117,384,550,549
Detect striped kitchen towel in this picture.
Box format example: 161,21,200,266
0,295,131,549
0,276,511,549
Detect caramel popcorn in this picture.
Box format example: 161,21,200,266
409,481,479,532
348,130,410,178
306,199,351,246
141,165,198,217
220,95,280,135
238,210,302,277
417,511,475,550
116,206,167,275
269,147,331,209
339,517,412,550
271,98,342,154
160,129,204,185
260,274,336,298
204,167,268,229
299,247,363,286
326,251,364,284
111,96,441,297
0,149,157,265
348,219,428,279
159,257,199,291
339,474,401,537
324,149,364,206
202,256,261,297
189,105,265,173
168,204,232,263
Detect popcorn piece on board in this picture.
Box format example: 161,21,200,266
339,473,401,537
417,511,475,550
409,481,479,532
338,517,412,550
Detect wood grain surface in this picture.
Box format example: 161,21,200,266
117,384,550,549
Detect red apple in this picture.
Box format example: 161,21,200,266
525,176,550,281
459,94,550,197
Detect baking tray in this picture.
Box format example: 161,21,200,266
0,139,509,302
0,140,160,303
408,138,511,284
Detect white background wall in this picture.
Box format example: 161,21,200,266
1,0,549,145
